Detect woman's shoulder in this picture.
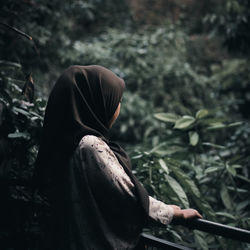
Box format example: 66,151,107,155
79,135,108,151
78,135,119,165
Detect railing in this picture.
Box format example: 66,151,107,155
138,218,250,249
1,178,250,249
179,218,250,243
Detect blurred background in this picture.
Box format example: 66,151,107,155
0,0,250,249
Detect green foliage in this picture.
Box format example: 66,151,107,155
1,0,250,249
204,0,250,55
0,61,45,180
132,109,250,249
70,26,212,112
0,61,47,249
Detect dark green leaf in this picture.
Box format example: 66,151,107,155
220,184,232,209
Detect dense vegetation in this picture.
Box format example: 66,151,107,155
0,0,249,249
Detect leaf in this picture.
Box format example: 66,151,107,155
0,60,21,68
131,154,143,159
166,175,189,208
236,200,250,211
206,122,227,130
154,146,187,156
158,159,169,175
215,212,236,220
8,132,30,140
174,115,195,129
227,122,243,128
30,111,43,120
12,107,30,117
169,230,182,241
200,118,226,126
166,158,201,198
204,166,220,174
220,184,232,209
154,113,180,123
166,158,215,219
192,195,215,219
236,174,250,183
194,230,209,250
226,164,237,177
195,109,209,119
189,131,199,146
227,187,248,193
202,142,225,149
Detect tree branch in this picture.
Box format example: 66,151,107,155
0,22,32,41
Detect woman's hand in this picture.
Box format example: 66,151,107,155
169,205,202,224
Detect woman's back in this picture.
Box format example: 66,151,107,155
49,135,144,250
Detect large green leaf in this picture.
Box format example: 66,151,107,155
165,158,201,198
165,175,189,208
163,158,217,219
174,115,196,130
154,113,180,123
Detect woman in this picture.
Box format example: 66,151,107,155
34,65,201,250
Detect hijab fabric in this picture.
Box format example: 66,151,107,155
34,65,149,224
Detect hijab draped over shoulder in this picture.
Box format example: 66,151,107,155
33,65,149,249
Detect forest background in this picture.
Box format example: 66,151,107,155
0,0,250,249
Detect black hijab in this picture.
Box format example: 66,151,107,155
33,65,149,219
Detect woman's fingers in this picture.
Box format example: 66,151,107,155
195,210,203,219
181,209,203,219
172,207,203,220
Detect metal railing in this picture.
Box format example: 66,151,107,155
180,218,250,243
1,178,250,249
138,218,250,249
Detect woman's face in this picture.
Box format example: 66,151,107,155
109,103,121,128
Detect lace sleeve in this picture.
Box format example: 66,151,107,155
79,135,174,225
149,196,174,225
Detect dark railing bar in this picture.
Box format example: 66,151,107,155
178,218,250,243
141,233,192,250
